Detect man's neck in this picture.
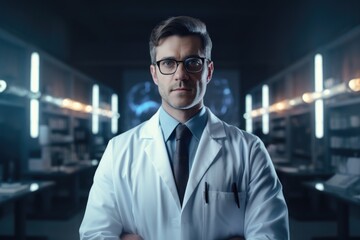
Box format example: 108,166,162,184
162,104,203,123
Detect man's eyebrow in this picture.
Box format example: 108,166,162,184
158,56,176,61
185,54,202,59
158,55,202,61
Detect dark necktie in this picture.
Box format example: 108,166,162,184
174,124,192,206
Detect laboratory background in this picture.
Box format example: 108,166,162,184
1,1,360,239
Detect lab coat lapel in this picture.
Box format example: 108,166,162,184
183,109,226,207
141,111,180,208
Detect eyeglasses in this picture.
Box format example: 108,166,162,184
154,57,209,75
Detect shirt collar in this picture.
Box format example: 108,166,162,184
159,107,208,141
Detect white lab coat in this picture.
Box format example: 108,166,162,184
80,108,289,240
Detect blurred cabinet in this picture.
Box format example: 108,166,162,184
326,98,360,172
0,27,117,178
246,25,360,172
0,26,118,220
73,116,91,161
41,59,72,98
244,19,360,225
324,33,360,87
269,115,288,161
0,37,28,107
40,111,73,167
289,112,312,163
267,60,315,166
323,27,360,175
0,31,30,182
267,76,289,162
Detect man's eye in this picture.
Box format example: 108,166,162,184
187,58,202,67
161,60,176,68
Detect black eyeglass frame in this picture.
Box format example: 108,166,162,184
153,57,211,75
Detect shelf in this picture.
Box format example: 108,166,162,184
272,126,286,131
326,95,360,109
50,142,73,146
271,130,286,136
272,136,286,142
42,105,72,117
292,151,311,160
72,111,90,120
288,106,310,117
0,97,26,108
329,128,360,135
270,114,286,121
50,129,69,133
330,148,360,157
275,149,286,154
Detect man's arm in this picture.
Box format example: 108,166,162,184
244,139,289,239
79,140,124,239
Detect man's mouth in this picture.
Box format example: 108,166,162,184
172,87,190,92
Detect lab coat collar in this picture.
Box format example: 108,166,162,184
141,110,182,210
140,108,227,210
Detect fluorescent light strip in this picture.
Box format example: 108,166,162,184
315,99,324,139
42,94,117,118
250,80,350,117
30,52,40,138
92,84,99,134
314,53,324,139
30,99,39,138
245,94,253,133
314,54,323,92
262,85,269,134
111,94,118,134
246,71,358,125
31,53,40,92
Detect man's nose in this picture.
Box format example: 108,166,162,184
174,62,189,80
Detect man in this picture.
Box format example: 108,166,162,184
80,16,289,240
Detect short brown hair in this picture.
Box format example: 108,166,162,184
149,16,212,63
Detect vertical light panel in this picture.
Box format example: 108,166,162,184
315,100,324,138
262,84,269,134
245,94,253,133
30,99,39,138
31,53,40,93
92,84,99,134
314,54,324,139
30,52,40,138
111,93,118,134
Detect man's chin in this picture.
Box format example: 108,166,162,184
172,101,193,108
171,102,201,111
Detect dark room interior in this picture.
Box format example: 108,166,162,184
1,1,360,239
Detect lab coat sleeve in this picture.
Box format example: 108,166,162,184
244,138,290,240
79,139,124,239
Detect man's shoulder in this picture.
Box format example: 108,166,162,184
111,121,148,142
218,120,259,143
206,108,257,141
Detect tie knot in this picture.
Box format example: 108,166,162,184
175,124,192,141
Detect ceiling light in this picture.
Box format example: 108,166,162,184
348,78,360,92
0,79,7,93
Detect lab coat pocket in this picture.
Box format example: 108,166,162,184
203,191,245,240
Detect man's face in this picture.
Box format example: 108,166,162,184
150,35,214,113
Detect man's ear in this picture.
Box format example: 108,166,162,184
150,64,158,85
206,61,214,83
